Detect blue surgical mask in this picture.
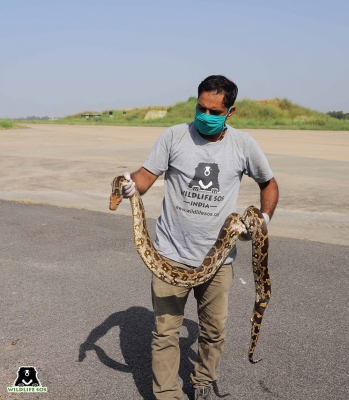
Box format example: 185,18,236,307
194,107,232,135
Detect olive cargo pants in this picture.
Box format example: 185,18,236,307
151,258,233,400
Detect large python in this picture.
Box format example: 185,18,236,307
110,175,271,363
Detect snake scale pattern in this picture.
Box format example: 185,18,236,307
110,175,271,363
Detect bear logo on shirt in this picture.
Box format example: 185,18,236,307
188,163,220,193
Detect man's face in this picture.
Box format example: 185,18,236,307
197,91,235,118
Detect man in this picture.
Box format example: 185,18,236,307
122,75,279,400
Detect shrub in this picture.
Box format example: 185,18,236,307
0,119,15,129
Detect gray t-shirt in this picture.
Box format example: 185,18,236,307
143,122,273,267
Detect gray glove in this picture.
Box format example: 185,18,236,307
121,172,136,198
262,213,270,225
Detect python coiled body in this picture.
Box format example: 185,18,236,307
110,176,271,363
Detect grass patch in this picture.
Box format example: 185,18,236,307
22,97,349,130
0,119,15,129
0,119,26,130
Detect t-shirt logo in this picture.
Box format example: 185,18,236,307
188,163,220,193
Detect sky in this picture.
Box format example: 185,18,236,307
1,0,348,118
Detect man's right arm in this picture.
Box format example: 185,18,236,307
130,167,158,195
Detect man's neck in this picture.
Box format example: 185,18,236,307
198,128,227,142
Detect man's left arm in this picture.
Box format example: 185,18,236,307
258,177,279,222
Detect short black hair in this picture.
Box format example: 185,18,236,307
198,75,238,108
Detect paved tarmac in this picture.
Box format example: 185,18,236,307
0,124,348,399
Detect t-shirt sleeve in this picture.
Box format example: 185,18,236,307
143,128,172,176
243,136,274,183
